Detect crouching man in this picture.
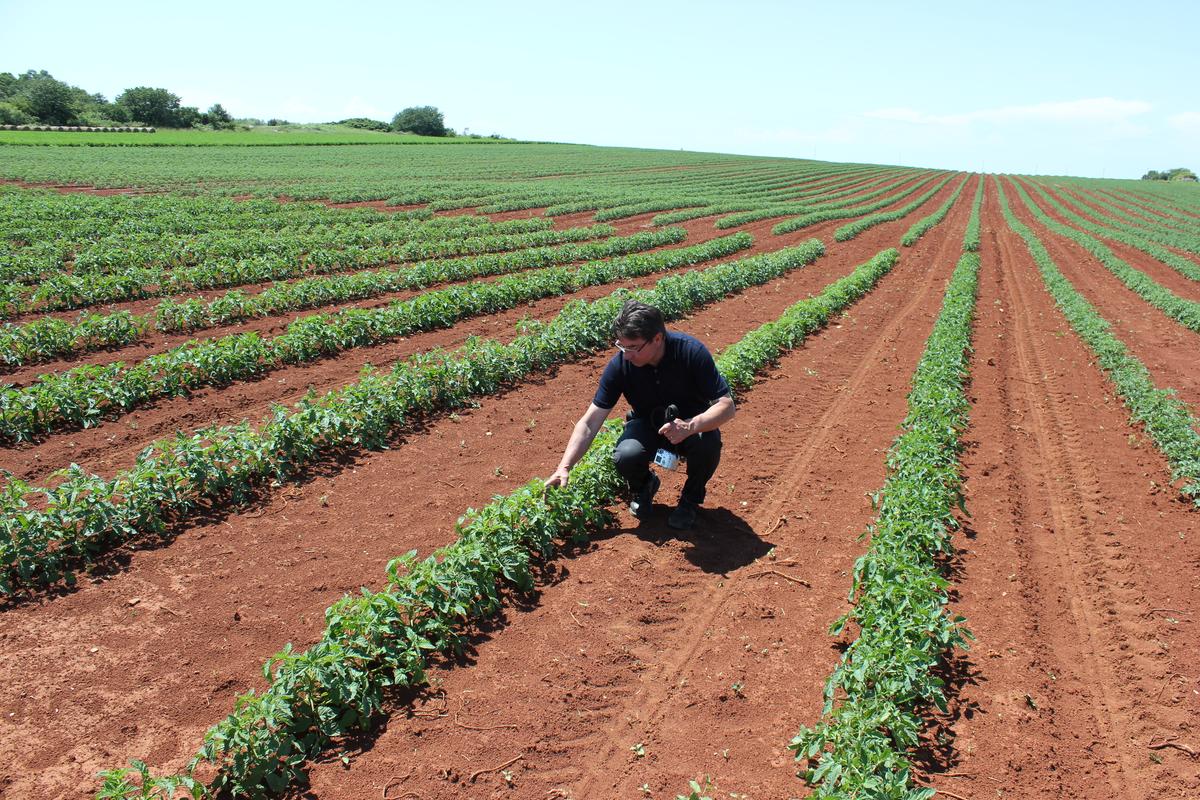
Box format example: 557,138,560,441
545,299,735,530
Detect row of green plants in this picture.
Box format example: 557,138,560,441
0,310,149,368
715,173,922,230
0,228,684,366
1065,186,1200,253
1008,179,1200,334
0,232,795,595
789,224,980,798
151,228,682,333
962,177,984,253
771,174,946,235
1086,189,1199,234
544,196,631,216
900,175,971,246
1102,187,1200,226
998,179,1200,504
67,215,554,274
651,202,755,226
0,188,418,242
94,244,903,799
0,232,742,442
1022,181,1200,282
833,175,957,242
7,224,617,316
593,198,706,222
0,192,481,284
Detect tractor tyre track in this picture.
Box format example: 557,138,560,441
941,183,1200,800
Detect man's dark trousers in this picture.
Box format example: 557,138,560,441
612,417,722,505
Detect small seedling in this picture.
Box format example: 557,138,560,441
631,742,646,759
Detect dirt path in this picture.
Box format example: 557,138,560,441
1004,179,1200,414
0,177,973,800
0,176,966,486
290,178,978,800
1028,183,1200,297
938,179,1200,800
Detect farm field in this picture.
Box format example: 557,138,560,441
0,141,1198,800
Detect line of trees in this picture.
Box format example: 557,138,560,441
0,70,233,129
1,71,498,139
1141,167,1197,182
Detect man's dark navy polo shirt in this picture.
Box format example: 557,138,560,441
592,331,731,421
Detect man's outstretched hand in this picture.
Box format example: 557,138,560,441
545,466,571,488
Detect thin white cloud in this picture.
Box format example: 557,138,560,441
1168,111,1200,134
863,97,1152,126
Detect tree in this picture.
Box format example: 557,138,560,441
340,116,390,131
0,72,17,102
391,105,447,136
22,76,79,124
0,102,32,125
116,86,182,127
206,103,234,129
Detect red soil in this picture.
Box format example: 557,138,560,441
0,177,967,799
1007,180,1200,413
942,179,1199,799
0,178,965,486
4,173,1195,800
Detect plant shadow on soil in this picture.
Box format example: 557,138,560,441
912,515,984,779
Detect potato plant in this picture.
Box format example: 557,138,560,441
1009,179,1200,333
997,179,1200,505
0,230,736,441
900,174,970,246
788,242,979,799
0,236,815,596
771,173,946,235
0,227,684,367
94,244,925,800
1023,181,1200,282
833,174,955,241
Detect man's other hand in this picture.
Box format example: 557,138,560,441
658,418,693,445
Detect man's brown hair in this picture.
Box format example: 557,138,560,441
613,299,666,341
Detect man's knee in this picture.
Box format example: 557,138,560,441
684,431,722,464
613,437,651,476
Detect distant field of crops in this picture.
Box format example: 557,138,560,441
1,134,1198,800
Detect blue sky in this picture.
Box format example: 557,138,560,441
2,0,1196,178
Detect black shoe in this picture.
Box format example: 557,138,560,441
629,472,660,519
667,499,699,530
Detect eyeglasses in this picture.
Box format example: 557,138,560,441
614,339,649,355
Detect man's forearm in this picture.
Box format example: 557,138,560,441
685,396,735,434
558,419,600,470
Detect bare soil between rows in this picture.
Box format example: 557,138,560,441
940,180,1199,800
5,174,1194,800
0,176,964,486
0,178,967,799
